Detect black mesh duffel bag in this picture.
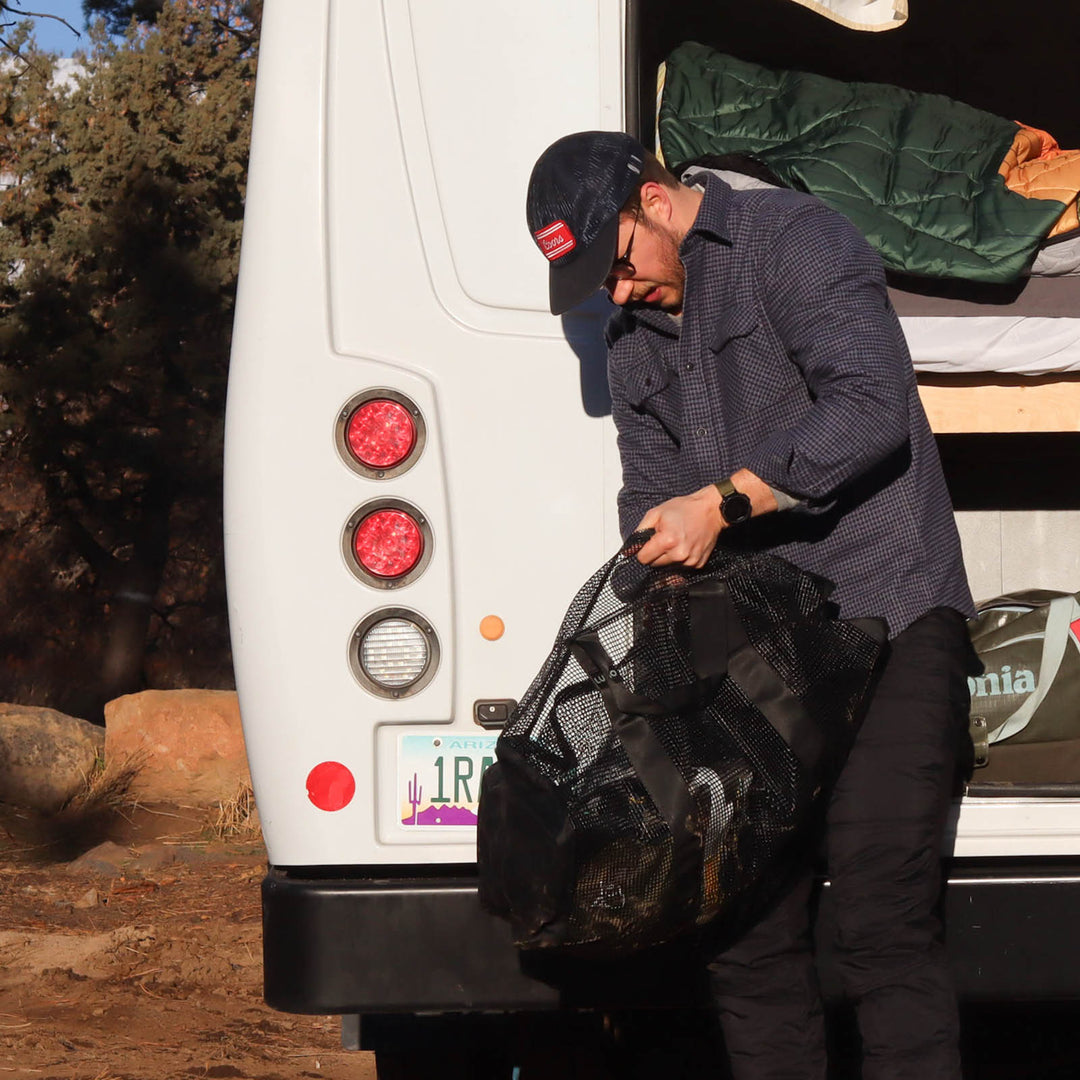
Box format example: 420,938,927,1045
477,533,886,956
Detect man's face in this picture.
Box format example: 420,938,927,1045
604,209,687,314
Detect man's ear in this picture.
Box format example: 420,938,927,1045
639,180,674,224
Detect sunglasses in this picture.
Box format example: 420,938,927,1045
607,207,640,285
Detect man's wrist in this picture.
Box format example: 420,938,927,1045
714,476,753,525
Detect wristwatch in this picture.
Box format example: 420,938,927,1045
715,477,752,525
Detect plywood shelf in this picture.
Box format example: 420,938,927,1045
917,374,1080,433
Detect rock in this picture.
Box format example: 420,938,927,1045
73,888,99,910
0,704,105,813
104,689,250,806
128,842,179,872
65,839,206,876
66,840,133,876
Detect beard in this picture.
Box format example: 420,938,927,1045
628,222,687,313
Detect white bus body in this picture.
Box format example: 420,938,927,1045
224,0,1080,1050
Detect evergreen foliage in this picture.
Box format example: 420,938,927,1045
83,0,167,37
0,0,259,718
81,0,261,47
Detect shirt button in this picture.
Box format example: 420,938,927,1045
696,426,707,436
685,362,694,371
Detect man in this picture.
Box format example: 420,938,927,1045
526,130,976,1080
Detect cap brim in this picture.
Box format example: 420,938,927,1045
548,213,620,315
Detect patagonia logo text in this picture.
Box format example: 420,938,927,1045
534,220,575,261
967,665,1036,700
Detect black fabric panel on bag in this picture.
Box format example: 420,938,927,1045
570,630,723,718
475,742,574,935
569,633,691,829
688,578,731,680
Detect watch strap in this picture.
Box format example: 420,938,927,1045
714,477,738,501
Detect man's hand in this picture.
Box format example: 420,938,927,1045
634,485,724,568
634,470,779,567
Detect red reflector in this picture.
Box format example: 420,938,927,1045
354,509,423,578
306,761,355,812
346,399,416,469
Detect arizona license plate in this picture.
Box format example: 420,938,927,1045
398,733,498,828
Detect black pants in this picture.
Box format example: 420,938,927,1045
708,608,974,1080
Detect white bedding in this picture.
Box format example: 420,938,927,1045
903,316,1080,375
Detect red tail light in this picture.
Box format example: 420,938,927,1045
347,399,416,469
354,509,423,578
335,390,425,479
342,499,433,587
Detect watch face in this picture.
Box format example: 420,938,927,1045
721,491,752,525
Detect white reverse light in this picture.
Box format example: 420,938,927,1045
349,609,440,697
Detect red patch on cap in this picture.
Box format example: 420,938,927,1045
533,220,576,262
1071,616,1080,646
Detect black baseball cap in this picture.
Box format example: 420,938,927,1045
526,131,646,315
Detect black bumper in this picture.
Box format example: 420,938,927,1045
262,867,560,1014
263,861,1080,1014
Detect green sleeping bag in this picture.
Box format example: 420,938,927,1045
658,42,1066,283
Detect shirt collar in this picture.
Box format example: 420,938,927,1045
681,174,735,249
624,306,682,339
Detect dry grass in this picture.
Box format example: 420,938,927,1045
209,780,261,842
33,750,149,860
64,749,148,818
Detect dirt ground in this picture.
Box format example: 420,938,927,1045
5,800,1079,1080
0,802,376,1080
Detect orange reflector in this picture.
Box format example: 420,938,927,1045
479,615,505,641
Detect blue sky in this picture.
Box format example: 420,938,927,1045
7,0,89,55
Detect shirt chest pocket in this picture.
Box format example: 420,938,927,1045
708,310,806,414
708,309,760,355
623,363,682,443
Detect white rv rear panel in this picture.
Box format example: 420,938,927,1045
225,0,626,867
227,0,1080,874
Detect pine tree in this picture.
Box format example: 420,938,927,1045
80,0,262,47
82,1,167,37
0,0,259,717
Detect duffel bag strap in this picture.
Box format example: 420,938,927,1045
572,585,826,776
571,630,722,718
569,634,702,906
688,579,825,776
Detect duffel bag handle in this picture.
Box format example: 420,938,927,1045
620,528,655,557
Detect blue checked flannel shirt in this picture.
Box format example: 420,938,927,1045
606,176,974,637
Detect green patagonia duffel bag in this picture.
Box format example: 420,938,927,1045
968,590,1080,783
